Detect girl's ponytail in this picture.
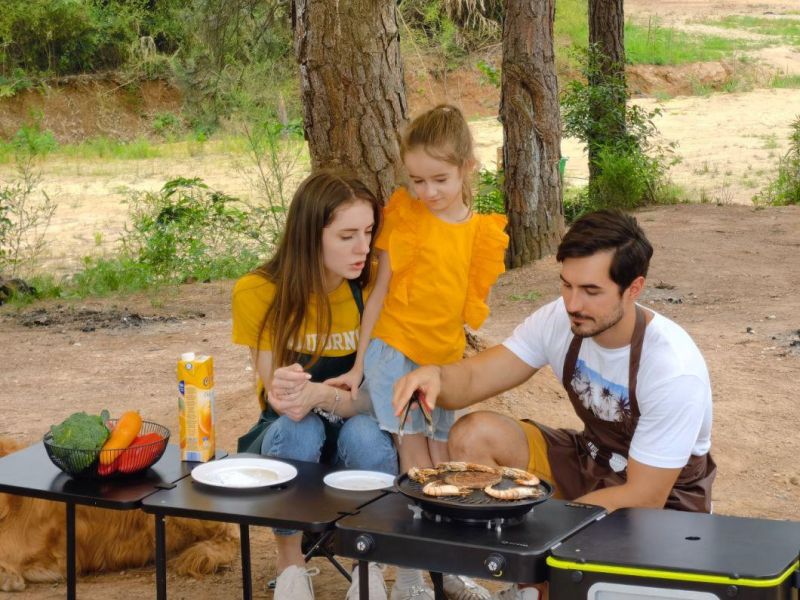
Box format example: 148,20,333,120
400,104,477,207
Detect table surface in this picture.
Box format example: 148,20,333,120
141,454,391,531
0,443,223,509
550,507,800,580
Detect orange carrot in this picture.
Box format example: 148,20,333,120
99,411,142,465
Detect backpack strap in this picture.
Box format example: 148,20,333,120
347,279,365,317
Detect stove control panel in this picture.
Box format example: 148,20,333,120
484,553,506,577
354,534,375,555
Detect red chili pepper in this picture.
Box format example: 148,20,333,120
98,458,118,476
117,433,165,474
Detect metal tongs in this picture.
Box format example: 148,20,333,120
398,390,434,443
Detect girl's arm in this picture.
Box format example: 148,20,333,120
325,250,392,398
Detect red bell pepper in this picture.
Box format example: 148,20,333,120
117,433,165,474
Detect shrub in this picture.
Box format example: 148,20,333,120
754,116,800,206
561,45,677,211
120,177,264,285
474,168,505,214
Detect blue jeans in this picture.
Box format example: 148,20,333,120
261,412,397,536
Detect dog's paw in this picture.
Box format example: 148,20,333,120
170,538,237,578
0,568,27,592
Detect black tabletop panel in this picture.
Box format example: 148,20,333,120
0,443,223,509
141,456,389,531
335,493,606,583
550,508,800,580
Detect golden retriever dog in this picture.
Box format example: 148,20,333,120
0,438,238,592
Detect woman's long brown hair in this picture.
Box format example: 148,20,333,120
253,171,381,375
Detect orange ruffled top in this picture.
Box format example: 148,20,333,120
372,188,509,365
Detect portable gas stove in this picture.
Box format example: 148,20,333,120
334,491,606,599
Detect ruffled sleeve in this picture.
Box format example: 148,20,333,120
463,213,509,329
376,188,426,305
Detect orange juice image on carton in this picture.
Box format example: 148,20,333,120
177,352,215,462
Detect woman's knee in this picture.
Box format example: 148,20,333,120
337,414,398,474
261,413,325,462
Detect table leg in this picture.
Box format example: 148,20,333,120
359,559,369,600
65,502,76,600
239,524,252,600
430,572,445,600
155,514,167,600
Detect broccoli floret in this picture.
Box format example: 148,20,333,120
49,410,111,471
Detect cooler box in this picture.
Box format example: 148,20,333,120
548,508,800,600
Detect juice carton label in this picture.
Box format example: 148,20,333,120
177,353,215,462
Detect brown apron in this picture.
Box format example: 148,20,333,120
534,306,717,512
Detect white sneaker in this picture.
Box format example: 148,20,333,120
390,583,435,599
491,585,540,600
443,574,491,600
274,565,318,600
346,563,388,600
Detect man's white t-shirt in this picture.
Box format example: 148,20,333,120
503,298,712,470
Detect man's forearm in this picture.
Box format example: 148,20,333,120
437,345,538,410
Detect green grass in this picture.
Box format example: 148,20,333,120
626,21,761,65
0,133,262,165
708,16,800,45
771,74,800,88
555,0,755,67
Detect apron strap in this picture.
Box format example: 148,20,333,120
627,305,647,419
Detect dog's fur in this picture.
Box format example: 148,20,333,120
0,438,238,592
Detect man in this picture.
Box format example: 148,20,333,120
392,209,716,600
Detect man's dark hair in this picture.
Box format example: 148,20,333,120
556,209,654,292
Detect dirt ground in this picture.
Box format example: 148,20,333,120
1,2,800,599
2,204,799,599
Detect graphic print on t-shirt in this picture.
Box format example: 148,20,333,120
571,359,631,422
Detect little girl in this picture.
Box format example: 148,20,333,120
331,104,508,600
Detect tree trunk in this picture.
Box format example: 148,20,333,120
501,0,564,268
293,0,408,202
588,0,626,178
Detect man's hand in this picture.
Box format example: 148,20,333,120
392,365,442,417
269,363,313,421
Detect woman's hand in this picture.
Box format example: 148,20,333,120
268,364,313,421
324,366,363,401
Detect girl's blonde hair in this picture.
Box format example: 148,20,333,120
399,104,477,207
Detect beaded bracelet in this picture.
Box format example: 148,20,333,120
313,387,343,424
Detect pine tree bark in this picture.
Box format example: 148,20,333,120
293,0,408,202
501,0,564,268
588,0,626,176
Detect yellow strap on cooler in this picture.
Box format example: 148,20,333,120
546,556,799,588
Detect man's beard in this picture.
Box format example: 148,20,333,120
569,303,625,338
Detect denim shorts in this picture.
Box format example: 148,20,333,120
362,338,455,442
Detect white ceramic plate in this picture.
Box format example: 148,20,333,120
323,470,395,491
191,457,297,489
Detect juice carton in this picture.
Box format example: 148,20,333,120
177,352,215,462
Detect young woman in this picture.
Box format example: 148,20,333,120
232,171,397,600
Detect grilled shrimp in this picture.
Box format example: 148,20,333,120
496,466,540,486
435,461,498,474
408,467,440,483
483,484,544,501
422,481,471,497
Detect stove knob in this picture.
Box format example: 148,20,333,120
484,553,506,577
354,534,375,555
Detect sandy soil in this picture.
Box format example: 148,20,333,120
2,2,800,599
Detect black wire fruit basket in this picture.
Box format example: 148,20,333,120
43,420,170,479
